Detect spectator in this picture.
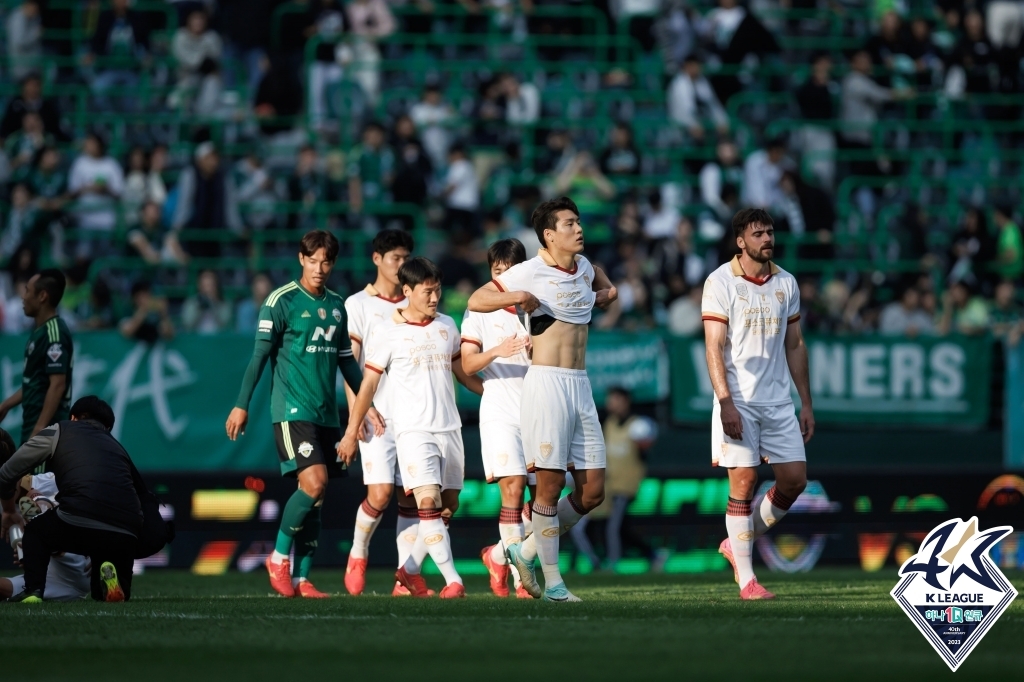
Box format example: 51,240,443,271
85,0,151,111
0,183,37,259
990,280,1023,346
938,281,990,335
879,286,936,337
347,122,394,216
2,278,31,334
798,279,823,333
305,0,347,131
667,55,729,141
655,0,695,69
235,273,273,333
410,85,456,171
948,11,995,98
181,269,232,334
552,151,616,232
948,207,996,289
700,0,779,103
233,149,278,232
841,49,900,149
651,216,705,289
119,280,174,344
864,10,904,87
171,142,242,257
287,145,328,231
170,9,223,112
795,52,837,189
0,74,65,141
741,137,787,210
472,76,506,148
253,57,303,137
344,0,396,105
666,281,704,336
535,127,576,176
121,146,164,228
68,133,124,259
127,201,189,266
391,126,433,231
443,144,480,238
27,146,69,220
4,112,50,175
642,189,681,241
993,204,1023,282
215,0,276,99
501,72,540,126
700,138,743,222
6,1,43,81
599,123,641,179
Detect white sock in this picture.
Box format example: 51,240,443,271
753,486,795,538
531,503,563,589
726,498,756,588
396,507,419,568
519,494,584,561
522,503,533,537
494,506,525,565
418,515,462,586
350,499,383,560
270,550,287,565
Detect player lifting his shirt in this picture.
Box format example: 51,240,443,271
340,257,484,599
468,197,618,602
702,208,813,600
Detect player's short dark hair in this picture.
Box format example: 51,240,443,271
372,229,414,256
299,230,339,262
35,268,66,307
487,238,527,269
70,396,115,431
532,197,580,248
732,208,774,238
398,257,443,289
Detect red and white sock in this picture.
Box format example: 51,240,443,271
519,493,584,561
491,506,524,565
753,485,796,538
417,509,462,586
726,497,755,588
396,506,419,570
350,499,383,560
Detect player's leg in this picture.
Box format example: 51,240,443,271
724,465,758,588
1,576,19,599
753,405,808,538
435,430,466,597
346,423,396,595
481,474,526,597
394,487,422,596
294,426,348,598
19,507,65,600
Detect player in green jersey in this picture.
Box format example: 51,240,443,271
0,269,74,456
226,230,383,598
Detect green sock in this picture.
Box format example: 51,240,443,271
294,505,322,580
275,489,317,556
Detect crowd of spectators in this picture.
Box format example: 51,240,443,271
0,0,1022,342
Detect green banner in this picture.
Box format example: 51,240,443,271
671,335,992,427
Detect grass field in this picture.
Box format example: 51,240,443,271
2,568,1021,681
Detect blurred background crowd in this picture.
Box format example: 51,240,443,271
0,0,1022,349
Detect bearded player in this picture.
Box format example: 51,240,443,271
226,230,382,598
461,238,534,598
468,197,617,602
342,229,424,597
702,208,812,600
340,257,483,598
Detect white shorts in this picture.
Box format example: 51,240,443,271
480,420,528,482
6,553,90,601
396,429,465,493
712,401,806,468
521,366,606,472
359,419,402,487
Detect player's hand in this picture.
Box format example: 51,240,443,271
365,407,386,440
494,334,528,358
595,285,618,310
337,434,359,465
225,408,248,441
515,291,541,313
1,511,25,542
719,399,743,441
799,404,815,444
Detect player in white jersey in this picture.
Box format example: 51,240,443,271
340,257,484,598
468,197,618,602
701,208,813,600
341,229,421,597
461,239,536,598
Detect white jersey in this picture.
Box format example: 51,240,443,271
365,310,463,436
495,249,597,325
461,308,530,424
345,284,407,419
701,256,801,406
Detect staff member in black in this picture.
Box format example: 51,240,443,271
1,396,141,603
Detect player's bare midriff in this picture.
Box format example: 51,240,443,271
530,319,588,370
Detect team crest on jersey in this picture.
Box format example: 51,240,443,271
47,344,62,362
891,517,1017,671
332,308,342,323
297,442,314,458
775,290,785,304
539,442,553,460
317,308,327,320
583,274,591,287
439,329,448,341
735,283,748,298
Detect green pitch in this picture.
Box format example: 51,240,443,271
2,568,1022,681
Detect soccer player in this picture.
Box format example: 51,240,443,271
0,269,74,457
226,230,381,599
460,238,534,598
340,257,483,599
342,229,421,597
701,208,813,600
467,197,618,602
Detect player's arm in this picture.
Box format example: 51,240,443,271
336,315,384,436
468,280,539,314
0,424,59,539
338,369,383,464
0,388,23,423
452,355,484,396
592,264,618,310
704,317,743,440
226,304,280,440
460,336,527,374
33,374,66,437
785,319,815,443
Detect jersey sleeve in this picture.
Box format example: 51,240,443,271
345,295,364,344
256,300,286,343
701,276,730,325
786,277,801,324
364,331,392,375
460,310,482,349
336,303,355,361
450,322,463,361
494,260,532,293
45,326,72,375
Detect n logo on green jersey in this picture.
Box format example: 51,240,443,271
312,326,337,342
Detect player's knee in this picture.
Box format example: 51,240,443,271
413,484,441,509
579,487,605,512
367,485,392,510
778,476,806,500
302,479,327,500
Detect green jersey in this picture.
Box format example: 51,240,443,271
21,316,73,444
235,281,363,427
